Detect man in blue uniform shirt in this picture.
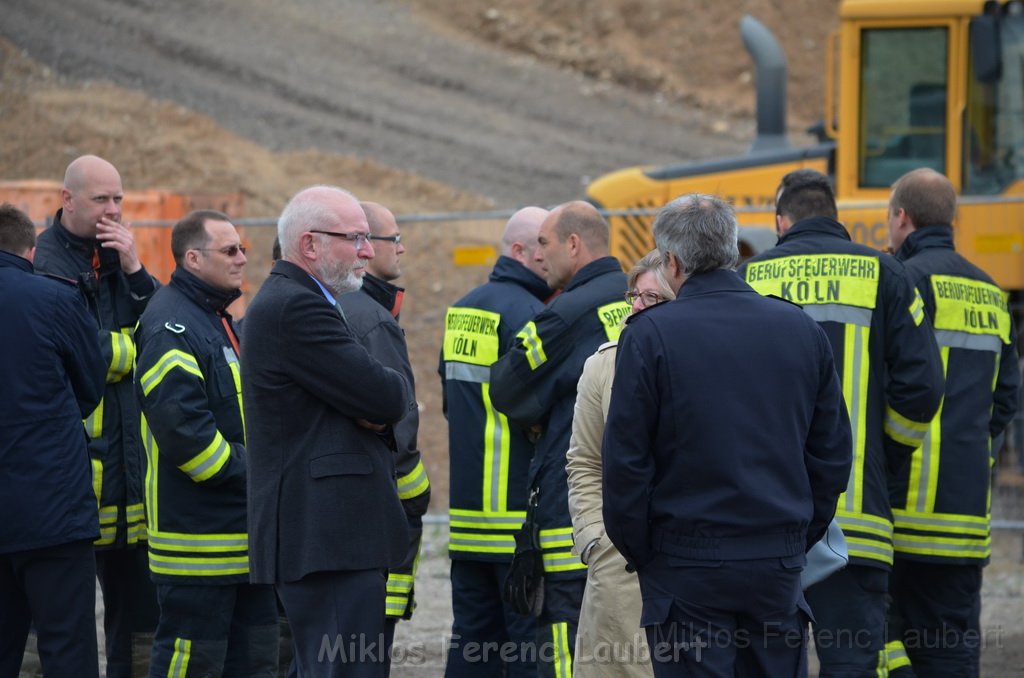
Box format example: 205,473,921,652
603,194,853,677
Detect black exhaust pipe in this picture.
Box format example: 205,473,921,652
740,15,789,152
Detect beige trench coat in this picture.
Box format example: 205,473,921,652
566,341,652,677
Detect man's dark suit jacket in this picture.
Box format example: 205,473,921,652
242,260,412,584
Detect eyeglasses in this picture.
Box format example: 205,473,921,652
370,234,401,244
625,290,666,308
196,244,247,257
309,230,371,248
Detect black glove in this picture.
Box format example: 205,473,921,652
503,521,545,617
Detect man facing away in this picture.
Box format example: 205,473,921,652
603,194,853,676
884,168,1019,677
440,207,553,677
33,154,160,677
0,203,105,677
135,210,278,676
739,169,945,676
490,201,630,677
243,186,412,677
337,202,431,654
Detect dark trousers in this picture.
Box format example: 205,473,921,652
444,559,536,678
536,576,585,678
888,560,983,677
277,569,389,678
149,582,278,677
805,564,888,677
0,539,99,678
96,547,160,678
638,556,810,678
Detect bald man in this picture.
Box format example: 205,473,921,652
490,201,630,677
440,207,554,677
34,155,160,678
337,202,430,655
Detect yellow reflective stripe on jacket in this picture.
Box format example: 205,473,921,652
142,415,160,529
225,350,245,438
107,328,135,382
540,527,586,572
148,552,249,577
893,508,989,535
884,404,931,448
91,458,103,506
443,307,501,366
96,504,118,546
448,509,525,554
745,254,880,308
385,572,414,617
149,530,249,552
836,510,894,565
167,638,191,678
397,460,430,500
840,323,870,513
126,503,147,544
905,347,948,513
551,621,573,678
597,301,631,341
517,321,547,370
179,432,231,483
83,397,104,439
913,288,929,327
884,640,911,671
930,274,1011,344
892,532,991,559
481,382,511,512
140,349,203,397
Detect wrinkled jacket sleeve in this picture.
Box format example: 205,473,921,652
59,290,105,417
489,309,572,426
566,347,615,559
601,326,659,569
137,326,245,488
805,325,854,548
882,266,945,462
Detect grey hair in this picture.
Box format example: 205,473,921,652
277,185,357,259
652,194,738,276
627,249,676,300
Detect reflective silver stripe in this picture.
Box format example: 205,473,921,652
449,511,525,525
846,539,893,561
934,329,1002,353
539,532,574,549
894,513,989,533
182,437,230,481
147,557,249,573
802,304,873,327
448,534,516,550
884,411,927,446
837,514,894,537
844,325,866,512
892,536,990,556
445,362,490,383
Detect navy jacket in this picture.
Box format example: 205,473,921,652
603,269,852,570
890,226,1019,564
491,256,630,579
0,250,105,553
439,256,552,562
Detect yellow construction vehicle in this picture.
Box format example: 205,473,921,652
588,0,1024,294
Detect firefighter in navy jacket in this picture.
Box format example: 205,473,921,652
135,211,277,675
0,204,105,676
490,201,630,678
604,194,852,676
739,169,944,676
884,169,1019,676
32,155,160,676
440,207,553,676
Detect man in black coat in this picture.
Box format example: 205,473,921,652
0,203,105,676
603,194,853,677
242,186,413,677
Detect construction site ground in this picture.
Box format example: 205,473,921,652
1,0,1021,675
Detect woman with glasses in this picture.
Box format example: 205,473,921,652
566,250,674,677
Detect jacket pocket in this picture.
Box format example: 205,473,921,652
310,453,372,478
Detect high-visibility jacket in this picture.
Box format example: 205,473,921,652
439,256,552,562
890,225,1019,564
491,256,630,580
135,269,249,584
740,217,944,570
338,272,429,618
34,212,159,550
